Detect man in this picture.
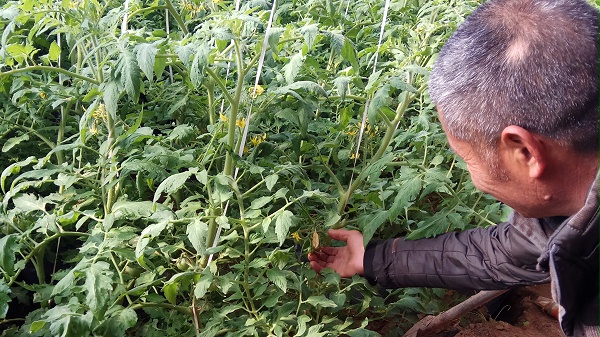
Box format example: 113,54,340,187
308,0,599,336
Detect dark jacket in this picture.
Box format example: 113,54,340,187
364,173,599,337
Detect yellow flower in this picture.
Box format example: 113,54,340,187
291,231,301,242
249,85,265,98
89,122,99,135
236,118,246,129
39,92,47,99
219,112,228,123
250,133,266,146
93,104,107,120
350,152,360,159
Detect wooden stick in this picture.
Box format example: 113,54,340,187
403,289,510,337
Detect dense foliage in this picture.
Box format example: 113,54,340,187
0,0,509,336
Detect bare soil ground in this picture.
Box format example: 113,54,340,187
430,284,563,337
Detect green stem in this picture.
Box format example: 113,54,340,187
337,91,414,215
127,5,169,24
131,302,193,315
205,68,234,106
110,252,133,305
319,94,367,102
103,109,118,216
320,164,344,197
223,39,245,177
0,118,56,149
165,0,189,35
0,66,100,85
205,80,216,125
8,231,89,287
241,222,258,317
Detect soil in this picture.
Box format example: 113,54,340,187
427,284,563,337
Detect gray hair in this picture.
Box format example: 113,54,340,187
429,0,599,155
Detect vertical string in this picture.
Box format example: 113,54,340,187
205,0,278,268
347,0,392,199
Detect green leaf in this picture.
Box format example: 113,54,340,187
294,315,311,337
54,173,78,189
1,156,35,193
118,49,141,103
389,77,418,93
12,193,46,213
167,124,195,142
285,81,328,97
85,261,114,318
389,176,422,219
305,295,337,308
327,31,345,54
266,269,287,293
29,320,46,333
190,44,210,89
345,328,381,337
95,307,137,337
48,40,61,61
163,281,179,305
275,210,295,246
135,211,174,264
249,196,273,210
341,37,360,74
152,169,195,205
2,133,29,152
135,42,158,80
265,174,278,191
0,278,11,319
299,24,318,50
360,210,389,245
194,274,213,299
283,52,305,84
368,84,391,124
187,219,208,255
364,69,383,94
44,306,91,337
333,76,351,100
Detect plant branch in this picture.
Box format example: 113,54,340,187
0,66,99,85
165,0,189,35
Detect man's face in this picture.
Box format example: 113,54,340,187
438,113,545,218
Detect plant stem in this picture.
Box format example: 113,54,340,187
337,91,413,215
8,231,89,287
205,68,234,107
165,0,189,35
0,118,56,149
130,302,193,315
0,66,99,85
223,39,245,177
206,80,216,125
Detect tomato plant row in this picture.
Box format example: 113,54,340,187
0,0,508,336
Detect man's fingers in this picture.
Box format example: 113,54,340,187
320,247,338,256
310,261,323,273
327,229,351,241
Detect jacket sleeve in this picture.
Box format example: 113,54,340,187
363,214,552,290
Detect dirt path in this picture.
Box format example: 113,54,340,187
432,285,563,337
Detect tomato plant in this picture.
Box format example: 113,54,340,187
0,0,509,336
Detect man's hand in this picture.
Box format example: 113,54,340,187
307,229,365,277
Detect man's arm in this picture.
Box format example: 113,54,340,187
364,217,551,290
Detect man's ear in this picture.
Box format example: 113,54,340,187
500,126,546,178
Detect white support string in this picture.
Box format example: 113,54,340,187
348,0,391,191
121,0,130,36
205,0,278,269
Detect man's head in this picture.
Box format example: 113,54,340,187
429,0,599,157
429,0,599,217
